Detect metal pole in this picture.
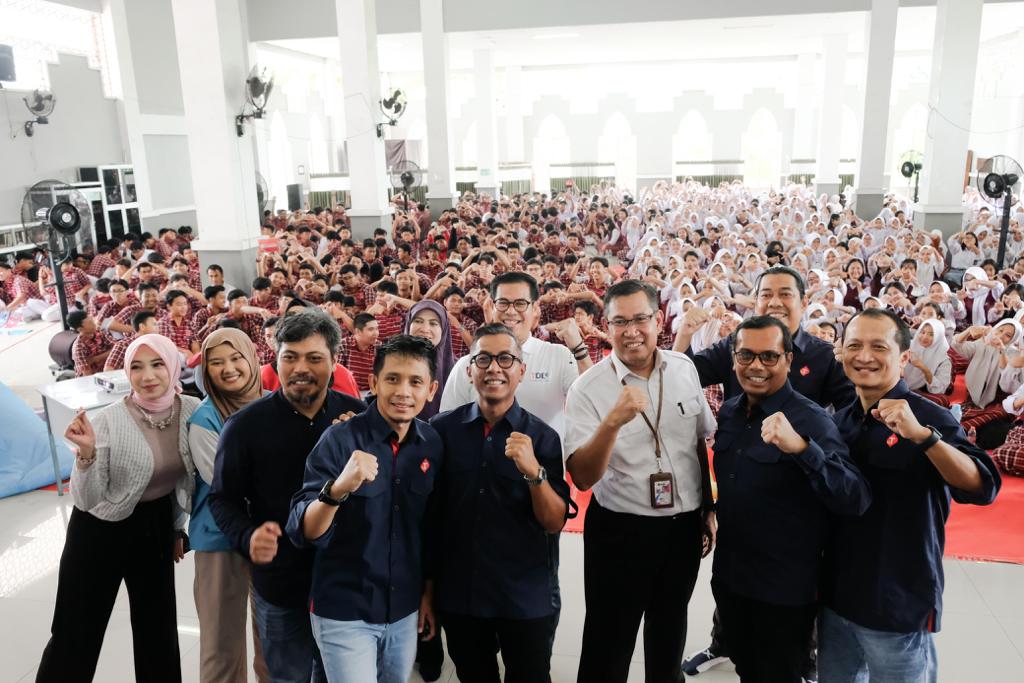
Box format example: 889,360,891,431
48,233,71,331
996,189,1012,271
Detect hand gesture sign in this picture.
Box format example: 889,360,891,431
870,399,929,443
65,410,96,460
760,412,808,454
249,522,282,564
681,306,710,335
606,385,648,429
505,432,541,478
336,450,379,495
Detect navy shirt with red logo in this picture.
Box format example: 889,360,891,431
825,380,1000,633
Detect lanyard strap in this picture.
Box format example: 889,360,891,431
620,366,665,465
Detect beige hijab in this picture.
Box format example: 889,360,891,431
201,328,263,421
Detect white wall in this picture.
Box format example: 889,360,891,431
0,55,126,226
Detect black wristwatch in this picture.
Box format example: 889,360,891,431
524,466,548,486
318,479,347,506
917,425,942,451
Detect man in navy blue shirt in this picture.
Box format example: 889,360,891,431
821,308,1001,682
286,335,443,683
210,310,365,682
712,315,870,682
680,265,856,678
430,323,570,682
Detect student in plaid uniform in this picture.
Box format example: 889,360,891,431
68,311,114,376
104,311,160,372
158,290,198,355
338,313,380,397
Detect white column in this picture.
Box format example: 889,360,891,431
917,0,984,236
854,0,899,220
474,48,500,198
419,0,456,213
336,0,392,237
814,35,847,197
792,53,817,162
170,0,260,289
505,65,525,162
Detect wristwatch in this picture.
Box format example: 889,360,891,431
524,466,548,486
917,425,942,451
318,479,347,506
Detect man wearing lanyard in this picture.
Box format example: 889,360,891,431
566,280,716,683
286,335,444,682
430,323,571,681
712,315,871,682
676,265,855,679
821,308,1001,682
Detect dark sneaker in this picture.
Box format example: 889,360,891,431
680,647,729,676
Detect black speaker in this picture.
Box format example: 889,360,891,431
0,45,14,82
287,183,302,211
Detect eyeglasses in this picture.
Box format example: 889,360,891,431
607,313,655,329
494,298,532,312
733,350,786,367
470,352,521,370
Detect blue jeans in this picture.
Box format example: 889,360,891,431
818,607,937,683
311,611,419,683
251,589,325,683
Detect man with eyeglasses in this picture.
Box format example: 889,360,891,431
565,279,716,683
430,323,571,681
711,315,869,682
675,265,855,680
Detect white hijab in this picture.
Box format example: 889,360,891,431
904,319,949,391
964,266,991,326
964,319,1022,407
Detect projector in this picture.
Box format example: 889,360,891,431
94,371,130,394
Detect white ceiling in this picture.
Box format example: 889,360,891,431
263,4,1024,72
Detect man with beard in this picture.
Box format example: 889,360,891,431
210,310,365,681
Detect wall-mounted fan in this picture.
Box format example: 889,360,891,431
255,170,271,220
235,65,275,137
388,159,423,212
898,150,923,203
23,89,55,137
20,180,92,329
976,154,1023,270
376,89,407,138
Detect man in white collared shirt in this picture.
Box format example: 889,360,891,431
566,279,716,683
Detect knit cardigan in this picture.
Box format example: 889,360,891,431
71,395,199,527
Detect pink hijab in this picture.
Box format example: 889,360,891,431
124,333,183,412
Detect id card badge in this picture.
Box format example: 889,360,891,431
649,471,676,509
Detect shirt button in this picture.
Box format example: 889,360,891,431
395,478,401,485
481,462,488,468
487,436,492,442
729,474,735,479
393,504,399,511
478,488,485,494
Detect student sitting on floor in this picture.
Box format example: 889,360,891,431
903,319,952,407
952,320,1022,434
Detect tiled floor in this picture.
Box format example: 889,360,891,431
2,321,1023,682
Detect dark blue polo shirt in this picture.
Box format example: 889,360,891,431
691,327,856,410
712,381,870,606
825,380,1001,633
210,389,366,609
286,402,443,624
429,400,571,620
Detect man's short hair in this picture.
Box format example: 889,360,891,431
137,282,158,295
252,276,271,291
845,308,912,351
732,315,793,353
755,265,806,299
275,309,342,356
204,285,225,300
164,289,188,306
131,310,157,331
227,289,247,302
603,279,659,313
489,272,539,302
207,264,224,274
471,322,523,357
372,334,437,379
574,300,600,319
67,310,88,330
353,312,376,331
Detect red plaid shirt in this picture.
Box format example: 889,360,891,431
449,316,478,359
376,310,407,342
88,293,111,318
114,304,164,328
60,267,92,303
87,254,117,277
417,261,444,282
72,332,114,376
540,301,575,326
340,336,379,391
582,333,611,365
13,274,41,301
250,293,280,312
104,335,134,371
97,299,130,323
158,315,195,351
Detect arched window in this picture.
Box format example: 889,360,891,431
309,114,329,174
268,111,294,206
532,114,571,193
598,112,637,192
673,110,714,163
741,108,782,189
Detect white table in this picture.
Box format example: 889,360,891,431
37,376,128,495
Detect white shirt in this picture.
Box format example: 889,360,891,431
439,336,579,439
564,350,715,517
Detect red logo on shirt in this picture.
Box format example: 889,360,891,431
886,433,899,447
799,365,810,376
420,458,430,473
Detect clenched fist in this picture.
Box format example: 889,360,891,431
334,450,379,497
505,432,541,478
680,306,710,335
761,412,808,454
249,521,282,564
605,385,649,429
871,399,930,443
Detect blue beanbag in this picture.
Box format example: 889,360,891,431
0,380,74,498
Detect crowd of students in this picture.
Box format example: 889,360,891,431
4,177,1018,682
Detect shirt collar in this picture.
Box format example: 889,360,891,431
740,379,795,417
610,348,667,382
272,388,328,420
461,399,523,429
792,327,811,353
366,400,424,444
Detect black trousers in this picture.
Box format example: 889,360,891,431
37,496,181,683
711,581,816,683
442,612,555,683
577,499,702,683
708,601,818,673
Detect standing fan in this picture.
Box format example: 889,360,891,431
255,171,271,221
20,180,92,330
235,65,275,136
975,155,1023,270
898,150,924,203
388,160,424,212
23,89,56,137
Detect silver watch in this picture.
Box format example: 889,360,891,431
524,465,547,486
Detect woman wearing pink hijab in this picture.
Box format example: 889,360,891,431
37,334,200,683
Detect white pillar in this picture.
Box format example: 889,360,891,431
917,0,984,236
793,53,817,163
474,48,500,199
336,0,392,237
854,0,899,220
420,0,456,213
170,0,260,289
814,35,847,197
505,66,525,162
